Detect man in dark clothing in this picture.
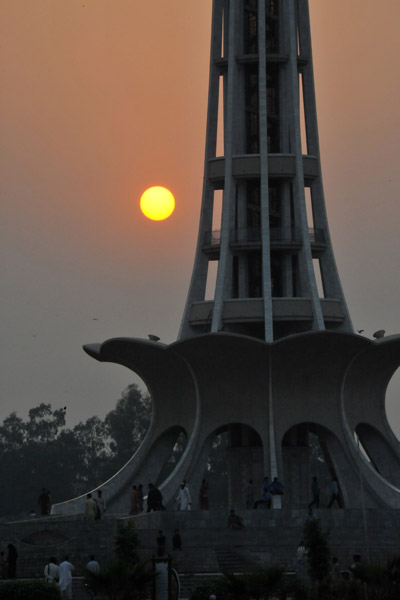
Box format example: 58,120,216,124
253,477,272,509
156,530,166,556
308,476,320,509
270,477,284,495
328,479,342,508
147,483,165,512
38,488,51,515
172,529,182,550
7,544,18,579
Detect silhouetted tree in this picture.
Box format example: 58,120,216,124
0,385,152,516
105,384,151,469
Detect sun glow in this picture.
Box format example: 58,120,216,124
140,186,175,221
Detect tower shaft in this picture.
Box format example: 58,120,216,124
180,0,352,342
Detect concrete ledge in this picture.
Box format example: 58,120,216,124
208,154,319,184
189,299,344,325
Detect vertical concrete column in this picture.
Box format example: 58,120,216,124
258,0,273,342
237,182,249,297
212,0,240,332
279,0,294,299
287,0,324,331
179,0,225,339
297,0,353,331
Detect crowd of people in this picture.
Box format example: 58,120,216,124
129,479,207,514
36,474,342,524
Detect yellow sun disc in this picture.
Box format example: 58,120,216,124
140,186,175,221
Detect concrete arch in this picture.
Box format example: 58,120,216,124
355,423,400,488
280,421,379,509
184,422,264,510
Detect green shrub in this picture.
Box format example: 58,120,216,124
303,519,331,583
114,520,140,565
0,579,61,600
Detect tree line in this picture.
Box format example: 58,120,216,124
0,384,151,517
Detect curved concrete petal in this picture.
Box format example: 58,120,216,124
52,338,200,515
341,334,400,505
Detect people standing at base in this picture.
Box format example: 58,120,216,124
228,509,245,529
6,544,18,579
86,555,100,574
199,479,209,510
308,476,320,509
176,482,191,510
327,479,342,508
58,556,75,599
44,557,59,582
172,529,182,550
84,493,97,521
253,477,272,509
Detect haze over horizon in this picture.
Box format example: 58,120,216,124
1,1,400,435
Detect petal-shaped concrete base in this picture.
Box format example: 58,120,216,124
51,331,400,515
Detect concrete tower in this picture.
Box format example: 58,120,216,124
180,0,352,343
52,0,400,517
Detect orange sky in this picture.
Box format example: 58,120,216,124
1,1,400,433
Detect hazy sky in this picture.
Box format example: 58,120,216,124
1,1,400,435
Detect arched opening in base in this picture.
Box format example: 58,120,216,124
282,423,343,509
202,424,263,509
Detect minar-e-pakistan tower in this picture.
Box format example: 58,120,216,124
53,0,400,515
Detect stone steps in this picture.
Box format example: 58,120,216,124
71,578,92,600
179,573,221,599
3,509,400,580
215,548,257,572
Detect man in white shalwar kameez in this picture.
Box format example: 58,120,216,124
176,482,192,510
58,556,75,599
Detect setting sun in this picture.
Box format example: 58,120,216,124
140,186,175,221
